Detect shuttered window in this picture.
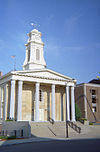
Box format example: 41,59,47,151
28,50,30,61
39,90,43,102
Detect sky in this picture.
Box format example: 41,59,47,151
0,0,100,83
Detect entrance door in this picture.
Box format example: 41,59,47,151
39,109,44,121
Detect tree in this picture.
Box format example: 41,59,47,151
75,103,82,121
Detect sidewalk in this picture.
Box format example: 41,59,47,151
0,137,56,147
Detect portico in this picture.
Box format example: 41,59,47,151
0,77,76,122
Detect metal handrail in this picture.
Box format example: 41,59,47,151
48,117,54,125
68,121,81,134
48,127,56,136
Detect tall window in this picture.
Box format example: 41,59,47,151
91,89,96,95
36,49,40,60
28,50,30,62
39,90,43,102
91,89,97,113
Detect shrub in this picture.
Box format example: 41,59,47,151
75,103,82,121
0,136,16,140
81,118,87,121
89,122,93,125
0,136,8,139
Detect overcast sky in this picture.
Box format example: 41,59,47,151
0,0,100,83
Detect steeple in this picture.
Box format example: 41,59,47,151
23,29,46,70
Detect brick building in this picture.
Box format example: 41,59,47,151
75,79,100,122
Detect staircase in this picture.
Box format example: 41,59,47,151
29,121,83,138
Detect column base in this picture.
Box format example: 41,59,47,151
71,119,76,122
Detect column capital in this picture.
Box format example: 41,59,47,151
71,85,75,88
36,82,40,86
18,80,23,85
11,79,16,85
52,84,55,89
66,85,69,89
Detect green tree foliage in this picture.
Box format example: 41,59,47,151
75,103,82,121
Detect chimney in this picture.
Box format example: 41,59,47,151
0,72,3,77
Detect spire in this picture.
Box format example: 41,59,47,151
23,29,46,70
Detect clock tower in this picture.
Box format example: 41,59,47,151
23,29,46,70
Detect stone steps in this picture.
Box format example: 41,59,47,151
29,121,83,138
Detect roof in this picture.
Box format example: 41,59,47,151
0,68,76,85
89,79,100,84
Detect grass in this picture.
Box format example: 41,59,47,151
5,119,13,121
0,136,16,140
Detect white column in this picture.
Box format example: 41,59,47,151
3,84,7,120
0,87,3,119
35,82,40,122
17,80,23,121
52,84,55,121
61,93,63,121
71,86,76,121
9,80,15,119
66,85,70,121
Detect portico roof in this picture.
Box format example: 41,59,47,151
0,68,76,85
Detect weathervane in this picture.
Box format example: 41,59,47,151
30,23,40,29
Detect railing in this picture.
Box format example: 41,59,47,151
48,117,54,125
48,127,56,136
68,121,81,134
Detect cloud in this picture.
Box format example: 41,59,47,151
64,13,82,34
44,37,61,56
47,15,54,22
64,46,86,52
0,39,5,50
94,42,100,48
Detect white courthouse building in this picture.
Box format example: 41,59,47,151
0,29,76,122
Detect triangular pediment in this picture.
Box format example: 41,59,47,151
12,69,74,81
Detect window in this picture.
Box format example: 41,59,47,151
36,49,40,60
39,90,43,102
92,97,96,103
28,50,30,62
91,89,96,95
92,107,96,112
